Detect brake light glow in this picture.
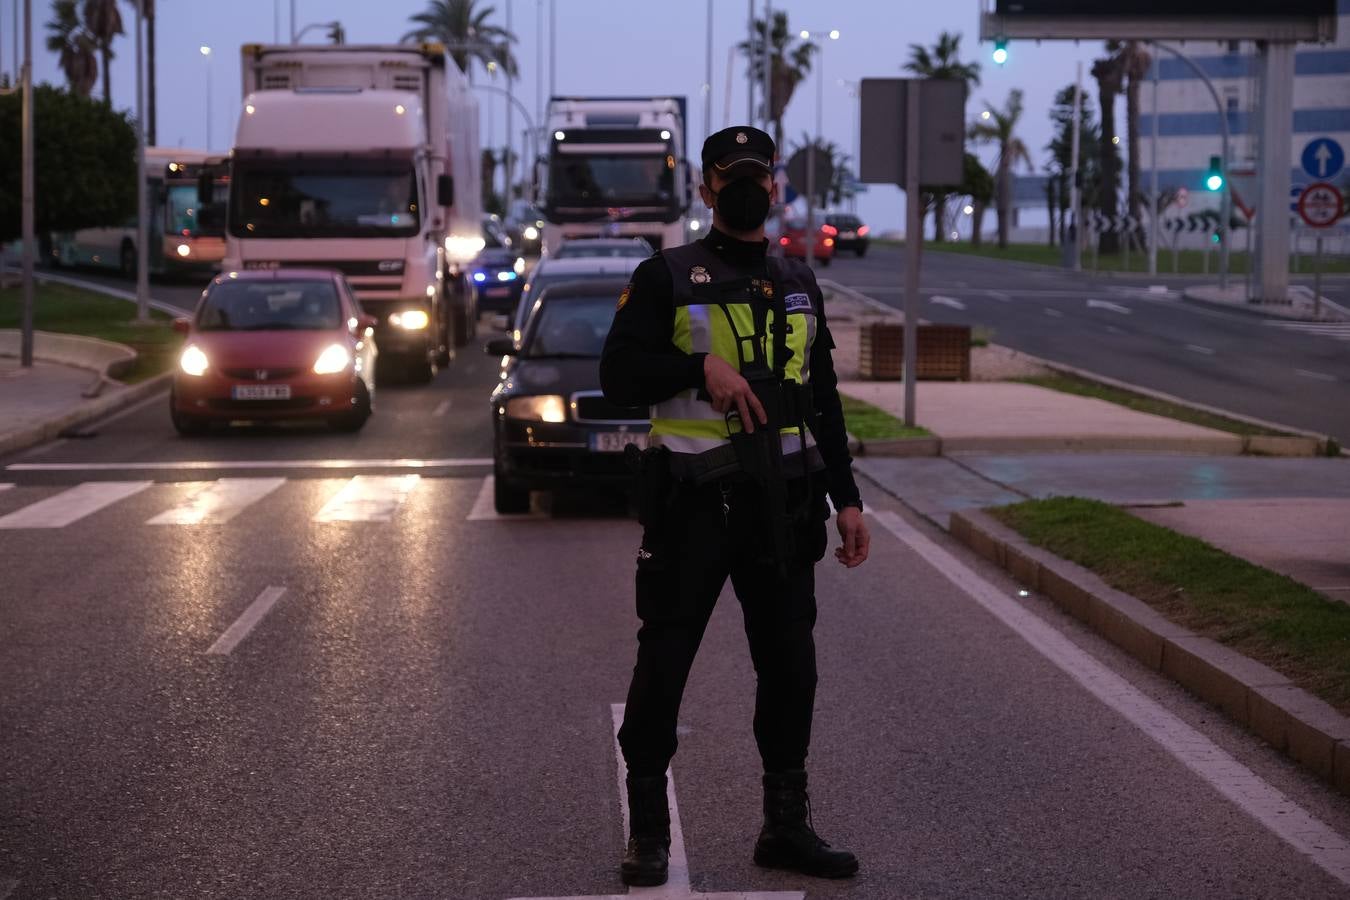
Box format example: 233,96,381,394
821,224,838,236
823,238,835,247
779,237,790,246
858,225,870,236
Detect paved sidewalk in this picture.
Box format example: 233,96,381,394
0,357,163,457
841,380,1243,453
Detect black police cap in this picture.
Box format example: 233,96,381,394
702,126,776,176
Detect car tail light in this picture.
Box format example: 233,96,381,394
858,225,870,236
821,224,838,236
779,237,790,246
824,238,835,247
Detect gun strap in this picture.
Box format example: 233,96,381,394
764,257,789,380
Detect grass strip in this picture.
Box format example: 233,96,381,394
839,393,931,441
990,497,1350,716
0,282,180,383
1014,372,1289,438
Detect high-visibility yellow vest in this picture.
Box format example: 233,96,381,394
649,241,822,481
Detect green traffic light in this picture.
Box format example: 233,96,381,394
1205,154,1223,191
1206,174,1223,191
993,39,1008,65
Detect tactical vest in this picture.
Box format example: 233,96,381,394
650,241,824,482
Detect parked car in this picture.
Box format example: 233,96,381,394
486,278,647,514
511,255,643,341
824,212,870,257
170,269,378,435
772,216,835,265
553,237,654,260
473,215,526,317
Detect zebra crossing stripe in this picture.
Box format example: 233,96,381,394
313,475,421,523
0,481,152,529
0,484,13,493
147,478,287,526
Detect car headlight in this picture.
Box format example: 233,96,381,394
313,343,351,374
523,225,539,241
445,233,486,263
176,243,192,257
179,344,209,376
513,256,526,275
389,310,430,330
497,270,517,282
505,394,567,423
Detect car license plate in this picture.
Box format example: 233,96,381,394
485,286,510,297
590,432,649,453
232,384,292,400
840,231,857,239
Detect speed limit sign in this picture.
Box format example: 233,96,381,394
1297,182,1344,229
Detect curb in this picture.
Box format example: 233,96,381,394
0,329,138,397
1181,286,1350,323
0,373,172,459
949,507,1350,798
856,436,942,457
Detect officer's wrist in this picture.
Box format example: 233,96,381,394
688,352,709,391
836,498,863,513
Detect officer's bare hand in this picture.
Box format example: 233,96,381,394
834,506,869,568
703,354,767,433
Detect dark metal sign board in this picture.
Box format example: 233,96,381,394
858,79,965,188
982,0,1338,41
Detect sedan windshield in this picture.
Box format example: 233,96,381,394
229,159,420,238
523,296,618,359
198,280,342,331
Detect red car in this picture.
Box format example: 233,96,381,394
170,269,379,435
774,217,836,265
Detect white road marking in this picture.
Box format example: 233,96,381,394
432,399,452,417
869,510,1350,889
0,484,12,492
612,703,692,896
314,474,420,522
466,475,544,521
1186,344,1216,356
988,291,1012,303
1086,298,1132,315
1295,369,1338,382
206,586,287,655
1148,285,1170,294
146,478,286,525
1105,325,1125,335
1267,322,1350,342
7,457,492,472
1043,308,1065,318
929,295,967,310
0,481,151,529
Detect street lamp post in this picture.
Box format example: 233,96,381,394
19,0,34,365
134,1,149,321
799,28,838,268
839,78,859,213
200,45,212,151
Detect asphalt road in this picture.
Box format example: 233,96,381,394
3,338,1350,897
826,246,1350,441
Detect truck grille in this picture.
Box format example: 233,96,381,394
572,392,647,424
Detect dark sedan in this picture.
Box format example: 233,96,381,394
486,278,646,514
824,212,870,257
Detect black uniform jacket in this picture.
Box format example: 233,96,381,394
600,227,862,511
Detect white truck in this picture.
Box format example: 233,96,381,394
220,42,482,382
535,96,693,254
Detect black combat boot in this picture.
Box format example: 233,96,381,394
621,774,671,887
753,770,858,879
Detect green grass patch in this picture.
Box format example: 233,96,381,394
839,394,931,441
990,497,1350,715
1014,373,1289,438
0,282,181,383
917,239,1350,275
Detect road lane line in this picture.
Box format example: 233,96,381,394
147,478,286,525
929,295,967,310
432,399,452,417
313,474,420,522
8,457,492,472
1186,344,1216,356
988,291,1012,302
0,481,151,529
869,510,1350,888
1086,299,1132,315
1043,308,1064,318
1295,369,1338,382
466,476,544,521
206,586,287,655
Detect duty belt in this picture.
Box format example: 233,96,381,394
670,443,825,485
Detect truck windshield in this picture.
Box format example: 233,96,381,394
197,280,342,331
547,154,675,207
230,159,420,238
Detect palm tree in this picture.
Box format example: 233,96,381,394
790,132,850,207
403,0,518,80
970,89,1032,249
46,0,97,97
1121,40,1152,250
904,31,980,242
1090,44,1127,253
738,12,816,151
82,0,123,105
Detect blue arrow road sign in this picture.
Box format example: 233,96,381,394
1301,137,1344,181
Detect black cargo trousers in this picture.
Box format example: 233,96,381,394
617,468,830,777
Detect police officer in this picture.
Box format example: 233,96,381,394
600,125,870,887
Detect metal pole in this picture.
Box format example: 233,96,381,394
1068,61,1081,272
290,0,296,42
134,4,149,321
274,0,279,43
1314,235,1323,319
548,0,555,99
762,0,772,134
535,0,543,127
747,0,755,123
505,0,514,210
204,49,212,151
19,0,33,367
1148,56,1159,276
805,35,821,268
903,79,920,428
704,0,713,145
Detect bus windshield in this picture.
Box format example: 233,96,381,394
229,158,420,239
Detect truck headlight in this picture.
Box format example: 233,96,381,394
313,343,351,374
389,310,430,330
176,243,192,257
523,225,539,241
513,256,526,275
505,395,567,423
179,344,209,376
445,233,486,263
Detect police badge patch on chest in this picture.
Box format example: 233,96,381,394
689,265,712,284
783,292,813,313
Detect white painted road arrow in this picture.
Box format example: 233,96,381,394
1086,299,1132,315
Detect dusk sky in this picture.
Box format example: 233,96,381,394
1,0,1114,232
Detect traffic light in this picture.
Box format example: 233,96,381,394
992,39,1008,65
1205,155,1224,191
